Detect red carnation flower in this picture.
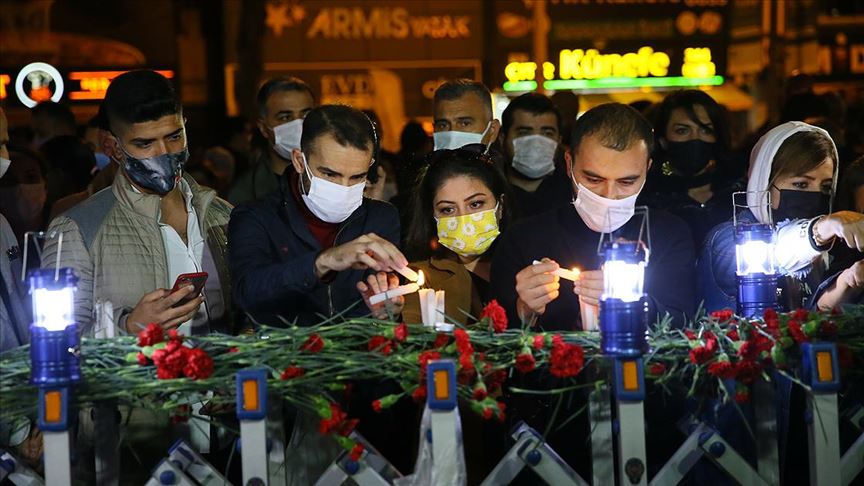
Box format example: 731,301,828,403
792,308,809,321
484,369,507,393
349,444,365,462
280,365,305,380
319,403,347,434
472,384,488,401
787,321,807,344
532,335,546,351
157,366,179,380
137,323,164,347
412,386,427,403
183,348,214,380
228,347,239,353
707,360,736,379
705,336,718,354
549,342,585,378
481,300,508,333
649,362,667,375
515,353,536,373
551,334,564,347
167,329,182,342
163,346,190,375
735,389,750,404
496,401,506,422
684,329,697,340
763,308,778,321
689,346,713,365
710,309,734,322
301,334,325,353
458,353,474,371
433,333,449,348
136,352,149,366
418,350,441,371
454,329,473,354
726,329,740,341
735,360,762,384
372,399,383,413
368,336,393,355
482,407,494,420
820,320,838,337
393,323,408,342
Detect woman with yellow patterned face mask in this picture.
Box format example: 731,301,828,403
402,148,513,325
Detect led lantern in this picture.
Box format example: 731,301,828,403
29,267,81,386
599,240,649,357
734,223,778,318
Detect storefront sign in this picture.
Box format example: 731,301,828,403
0,65,175,105
503,46,720,91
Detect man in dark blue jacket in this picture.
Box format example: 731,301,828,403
491,103,696,331
228,104,408,327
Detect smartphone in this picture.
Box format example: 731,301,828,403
170,272,208,307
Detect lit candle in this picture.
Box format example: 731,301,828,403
532,260,581,282
370,271,425,305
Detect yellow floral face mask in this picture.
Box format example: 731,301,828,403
435,204,500,257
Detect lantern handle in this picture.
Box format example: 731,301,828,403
596,206,651,264
733,190,774,229
21,230,63,282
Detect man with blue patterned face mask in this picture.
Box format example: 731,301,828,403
500,92,572,219
42,70,234,339
228,76,316,205
432,79,500,152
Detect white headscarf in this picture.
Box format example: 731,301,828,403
746,121,839,224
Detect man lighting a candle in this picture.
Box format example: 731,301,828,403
229,104,409,327
490,103,696,331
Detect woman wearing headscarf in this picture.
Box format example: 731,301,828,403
698,121,864,313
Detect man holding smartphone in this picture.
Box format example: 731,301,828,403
41,70,233,337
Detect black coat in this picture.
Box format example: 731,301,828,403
228,176,401,327
490,205,696,331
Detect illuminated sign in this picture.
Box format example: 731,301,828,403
0,67,175,104
15,62,64,108
67,70,174,101
504,46,720,92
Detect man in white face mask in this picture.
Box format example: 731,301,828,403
500,92,572,218
228,76,315,204
432,79,500,151
229,104,410,326
490,103,696,331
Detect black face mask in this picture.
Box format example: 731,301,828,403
772,189,830,222
664,139,717,178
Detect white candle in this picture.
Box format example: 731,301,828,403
435,290,445,322
394,266,420,282
369,283,419,305
418,288,434,326
579,296,599,331
369,270,425,305
532,260,581,282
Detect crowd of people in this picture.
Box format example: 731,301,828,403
1,69,863,482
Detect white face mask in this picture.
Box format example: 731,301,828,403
511,135,557,179
433,121,491,151
299,154,365,223
272,119,303,159
0,157,10,179
572,182,643,233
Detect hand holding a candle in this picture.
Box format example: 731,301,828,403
572,269,604,306
314,233,409,278
357,271,405,319
515,258,562,319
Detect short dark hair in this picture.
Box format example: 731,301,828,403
31,102,76,132
652,89,731,151
570,103,655,156
406,149,513,260
301,104,377,158
99,70,181,133
256,76,315,118
501,92,561,135
433,79,492,119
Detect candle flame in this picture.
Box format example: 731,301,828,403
571,267,581,280
417,270,425,287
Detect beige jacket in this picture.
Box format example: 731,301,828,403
42,171,233,336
